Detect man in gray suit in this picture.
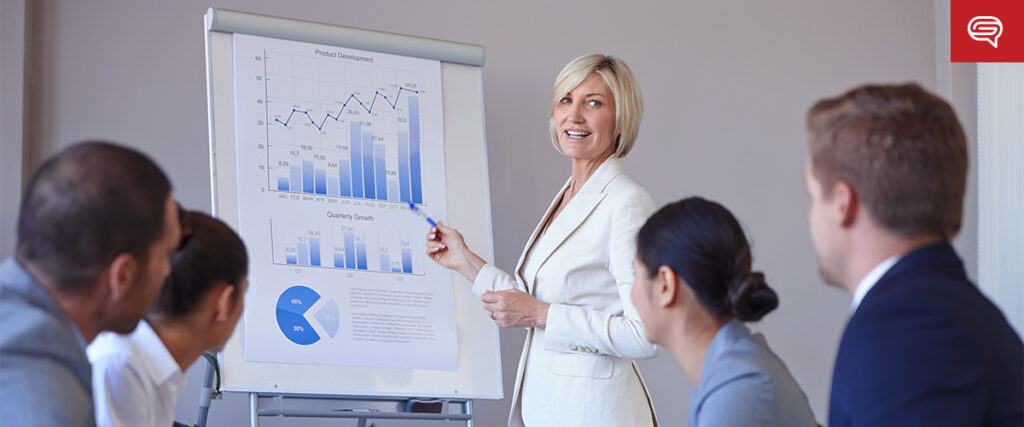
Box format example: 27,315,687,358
0,141,181,426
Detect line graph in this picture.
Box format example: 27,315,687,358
262,49,424,204
274,87,420,131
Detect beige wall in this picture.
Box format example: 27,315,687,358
3,1,977,426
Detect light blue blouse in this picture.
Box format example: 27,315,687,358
688,319,818,427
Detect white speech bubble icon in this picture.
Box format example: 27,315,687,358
968,16,1003,48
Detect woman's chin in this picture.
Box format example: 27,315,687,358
563,149,611,162
560,141,605,159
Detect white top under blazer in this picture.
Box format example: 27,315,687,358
472,157,659,427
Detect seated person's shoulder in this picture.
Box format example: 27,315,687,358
0,289,80,355
699,337,817,426
87,330,138,362
839,274,997,381
850,270,994,340
0,291,94,425
697,350,779,424
848,269,1020,374
703,340,777,396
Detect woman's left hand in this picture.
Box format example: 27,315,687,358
481,289,550,328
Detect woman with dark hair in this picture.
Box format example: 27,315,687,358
88,210,249,427
631,197,817,426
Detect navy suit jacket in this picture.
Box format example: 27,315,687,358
829,243,1023,427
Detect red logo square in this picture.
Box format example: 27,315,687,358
951,0,1024,62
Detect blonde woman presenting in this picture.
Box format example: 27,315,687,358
426,54,658,427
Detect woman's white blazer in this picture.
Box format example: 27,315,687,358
472,157,659,426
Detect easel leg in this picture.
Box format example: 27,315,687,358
249,393,259,427
196,359,216,427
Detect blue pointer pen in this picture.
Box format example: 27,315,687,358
408,202,438,227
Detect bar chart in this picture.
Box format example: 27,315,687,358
232,34,454,369
271,219,420,275
263,50,425,205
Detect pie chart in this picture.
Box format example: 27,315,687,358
276,285,341,345
276,285,322,345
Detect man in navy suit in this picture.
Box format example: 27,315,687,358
803,84,1023,426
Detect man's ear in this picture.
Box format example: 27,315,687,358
655,266,680,308
831,181,859,228
106,253,139,301
213,284,236,322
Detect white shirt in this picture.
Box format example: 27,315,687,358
851,256,900,313
87,320,187,427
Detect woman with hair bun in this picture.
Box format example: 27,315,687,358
631,197,817,427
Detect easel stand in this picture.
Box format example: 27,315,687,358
193,357,474,427
248,393,474,427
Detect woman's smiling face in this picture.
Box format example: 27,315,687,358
552,72,617,161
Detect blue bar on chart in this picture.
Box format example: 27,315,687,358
302,161,315,194
309,237,321,266
350,124,364,198
374,143,387,200
398,131,411,202
297,242,309,266
356,243,368,270
379,253,390,272
286,254,297,265
314,169,327,195
401,248,413,274
333,253,345,268
343,232,356,269
409,96,422,204
290,165,301,192
362,131,375,199
339,159,351,197
328,177,340,197
277,177,289,191
387,180,400,202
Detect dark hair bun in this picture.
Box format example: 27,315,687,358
727,271,779,321
638,197,781,323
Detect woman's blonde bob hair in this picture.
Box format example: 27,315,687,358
549,54,644,158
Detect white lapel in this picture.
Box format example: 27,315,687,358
520,157,624,291
512,178,572,293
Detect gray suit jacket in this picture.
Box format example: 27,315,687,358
689,320,818,427
0,258,96,426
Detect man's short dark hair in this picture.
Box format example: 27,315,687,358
807,83,968,239
16,141,172,292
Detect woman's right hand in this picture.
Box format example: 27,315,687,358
425,222,485,281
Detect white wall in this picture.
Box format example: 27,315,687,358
977,63,1024,337
7,1,974,426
